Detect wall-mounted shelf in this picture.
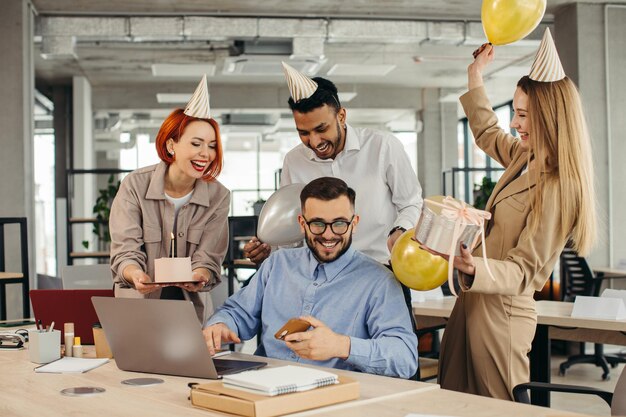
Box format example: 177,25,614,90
66,169,132,265
0,217,30,320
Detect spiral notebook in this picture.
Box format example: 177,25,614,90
222,365,339,396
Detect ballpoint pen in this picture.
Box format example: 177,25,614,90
170,232,175,258
48,321,55,332
37,319,43,331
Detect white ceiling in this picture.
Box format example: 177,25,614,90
30,0,626,133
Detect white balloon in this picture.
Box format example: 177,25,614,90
257,183,306,246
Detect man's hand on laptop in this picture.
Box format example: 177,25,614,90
124,266,160,294
203,323,241,356
283,316,351,361
243,237,271,265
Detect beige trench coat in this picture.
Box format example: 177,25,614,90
109,161,230,322
438,86,567,400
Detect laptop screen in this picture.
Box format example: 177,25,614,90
92,297,266,379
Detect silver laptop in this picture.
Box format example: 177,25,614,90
62,264,113,289
92,297,266,379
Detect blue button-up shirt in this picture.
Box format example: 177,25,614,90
206,246,418,378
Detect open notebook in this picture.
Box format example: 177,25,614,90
222,365,339,396
35,357,109,373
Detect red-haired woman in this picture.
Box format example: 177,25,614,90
109,106,229,323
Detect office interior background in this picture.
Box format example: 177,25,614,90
1,0,625,325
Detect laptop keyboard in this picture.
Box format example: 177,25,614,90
212,358,267,375
213,358,234,374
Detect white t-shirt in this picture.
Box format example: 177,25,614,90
165,190,193,232
281,124,423,262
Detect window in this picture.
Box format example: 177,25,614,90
34,133,56,276
456,100,512,204
395,131,418,174
34,92,56,277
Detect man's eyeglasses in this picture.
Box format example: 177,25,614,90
302,215,355,236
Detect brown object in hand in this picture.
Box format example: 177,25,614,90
274,318,311,340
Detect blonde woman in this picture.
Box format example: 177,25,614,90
433,31,596,400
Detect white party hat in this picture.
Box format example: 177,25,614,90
282,62,318,102
184,74,211,119
529,28,566,82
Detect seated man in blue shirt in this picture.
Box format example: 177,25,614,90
203,177,418,378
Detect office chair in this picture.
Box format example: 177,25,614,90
223,216,259,296
513,366,626,415
558,247,626,380
415,323,445,381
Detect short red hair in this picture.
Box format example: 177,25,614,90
155,109,224,182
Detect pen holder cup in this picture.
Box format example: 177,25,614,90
28,329,61,364
92,326,113,359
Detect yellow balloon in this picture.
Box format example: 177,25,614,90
482,0,546,46
390,229,449,291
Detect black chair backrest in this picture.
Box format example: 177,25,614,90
560,246,598,301
225,216,258,265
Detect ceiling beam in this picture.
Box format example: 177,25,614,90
92,84,423,111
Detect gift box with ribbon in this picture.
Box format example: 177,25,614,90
414,196,495,296
414,196,486,256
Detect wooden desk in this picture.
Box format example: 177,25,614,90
531,300,626,407
0,349,436,416
413,298,626,407
412,296,455,329
310,387,587,417
593,266,626,290
593,266,626,278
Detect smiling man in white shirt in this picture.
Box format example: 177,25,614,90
244,63,423,265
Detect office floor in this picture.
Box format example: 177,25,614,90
549,350,624,416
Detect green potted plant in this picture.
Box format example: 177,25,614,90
473,176,497,210
82,174,121,251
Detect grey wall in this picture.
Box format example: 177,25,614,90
556,4,626,268
0,0,35,319
419,88,458,198
606,6,626,266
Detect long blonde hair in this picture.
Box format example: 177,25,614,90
518,76,596,255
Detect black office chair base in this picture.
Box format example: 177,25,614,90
558,342,626,381
559,352,611,381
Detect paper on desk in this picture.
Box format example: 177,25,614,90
35,357,109,373
602,288,626,306
571,295,626,320
411,287,444,303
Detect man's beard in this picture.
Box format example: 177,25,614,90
309,120,343,160
305,232,353,264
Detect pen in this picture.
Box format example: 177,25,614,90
37,319,43,331
170,232,175,258
48,321,55,332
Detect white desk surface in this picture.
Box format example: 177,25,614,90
413,297,626,348
310,387,588,417
413,297,626,331
0,348,435,417
593,266,626,277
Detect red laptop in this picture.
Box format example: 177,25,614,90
30,289,114,344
